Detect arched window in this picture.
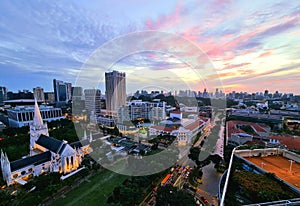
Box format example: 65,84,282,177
21,171,26,176
71,156,74,168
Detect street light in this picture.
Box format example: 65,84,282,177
289,160,295,173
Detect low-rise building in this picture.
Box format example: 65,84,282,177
268,135,300,151
226,120,271,146
7,105,65,128
149,115,206,146
97,116,115,127
116,123,139,135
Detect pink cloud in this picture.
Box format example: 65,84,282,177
147,54,159,59
204,15,300,58
145,2,182,30
220,63,251,71
257,50,273,58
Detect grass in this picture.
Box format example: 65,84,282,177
51,169,128,206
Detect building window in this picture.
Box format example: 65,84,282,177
21,171,26,176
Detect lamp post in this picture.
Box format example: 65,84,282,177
289,160,294,173
261,162,266,169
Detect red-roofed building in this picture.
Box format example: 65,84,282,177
149,125,176,136
226,120,271,146
149,117,207,146
269,136,300,151
199,116,211,131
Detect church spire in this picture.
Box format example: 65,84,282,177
33,98,43,126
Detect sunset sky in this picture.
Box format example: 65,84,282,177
0,0,299,94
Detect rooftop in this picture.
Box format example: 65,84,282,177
269,135,300,151
4,99,43,103
10,151,51,172
150,125,175,132
36,135,64,154
230,111,283,121
227,120,270,139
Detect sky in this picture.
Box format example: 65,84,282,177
0,0,299,95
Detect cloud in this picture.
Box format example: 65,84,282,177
1,0,300,94
257,50,273,58
220,63,251,71
145,2,182,30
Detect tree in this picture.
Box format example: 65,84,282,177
0,190,10,205
243,125,254,134
156,185,197,206
188,147,201,162
112,126,120,136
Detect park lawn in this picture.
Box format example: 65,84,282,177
52,169,128,206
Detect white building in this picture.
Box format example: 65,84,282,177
1,99,92,186
170,111,183,120
7,105,65,128
149,115,206,146
117,100,166,123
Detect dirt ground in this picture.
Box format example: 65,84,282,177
245,156,300,189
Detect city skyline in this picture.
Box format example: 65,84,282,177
0,1,299,94
1,81,298,97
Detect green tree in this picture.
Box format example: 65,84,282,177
188,147,201,162
156,185,197,206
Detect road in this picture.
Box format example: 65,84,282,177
141,112,225,206
197,163,221,202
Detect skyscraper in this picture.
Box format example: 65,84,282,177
72,87,83,101
105,70,126,111
84,89,101,115
53,79,72,102
33,87,45,102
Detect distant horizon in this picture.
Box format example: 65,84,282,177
3,82,299,96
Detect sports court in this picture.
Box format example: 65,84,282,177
245,156,300,189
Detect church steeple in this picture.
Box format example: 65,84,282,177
30,98,49,155
33,98,43,126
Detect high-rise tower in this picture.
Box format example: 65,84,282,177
53,79,72,102
105,70,126,111
33,87,45,102
84,89,101,115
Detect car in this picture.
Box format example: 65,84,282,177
200,196,208,203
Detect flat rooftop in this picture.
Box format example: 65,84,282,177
245,156,300,189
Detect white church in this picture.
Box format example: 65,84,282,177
1,99,92,186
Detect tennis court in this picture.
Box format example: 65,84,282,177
245,156,300,189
